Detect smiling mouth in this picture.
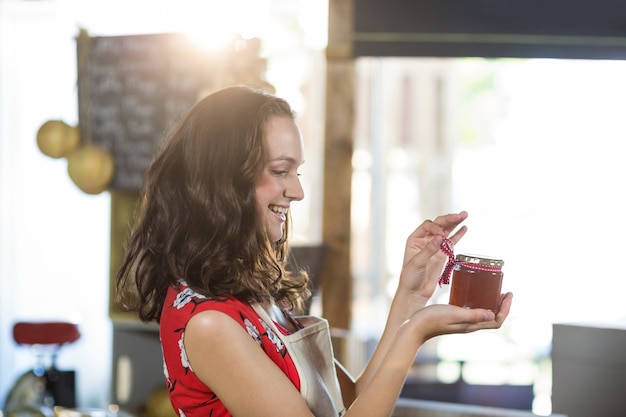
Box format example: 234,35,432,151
269,205,288,221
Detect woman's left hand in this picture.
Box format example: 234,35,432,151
413,291,514,341
398,211,468,303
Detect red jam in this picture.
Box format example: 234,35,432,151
449,254,504,312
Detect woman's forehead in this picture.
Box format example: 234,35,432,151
263,116,304,162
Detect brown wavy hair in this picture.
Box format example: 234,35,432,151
115,86,310,323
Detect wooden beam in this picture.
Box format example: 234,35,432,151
322,0,356,362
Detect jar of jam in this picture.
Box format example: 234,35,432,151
449,254,504,312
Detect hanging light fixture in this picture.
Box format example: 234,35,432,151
36,119,80,159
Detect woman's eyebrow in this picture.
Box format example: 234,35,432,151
269,156,304,165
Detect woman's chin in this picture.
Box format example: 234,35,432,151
269,227,284,243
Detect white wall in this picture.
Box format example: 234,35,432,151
0,0,112,408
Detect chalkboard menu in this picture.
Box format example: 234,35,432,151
76,31,215,190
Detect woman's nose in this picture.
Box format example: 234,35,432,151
286,175,305,201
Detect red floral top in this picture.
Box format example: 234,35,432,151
159,282,300,417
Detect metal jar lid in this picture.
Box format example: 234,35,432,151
455,254,504,267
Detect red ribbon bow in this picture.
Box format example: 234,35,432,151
439,238,456,286
438,238,502,286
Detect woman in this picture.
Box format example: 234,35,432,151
116,86,513,417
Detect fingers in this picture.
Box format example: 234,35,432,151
410,211,468,241
495,292,514,325
413,305,491,340
424,211,468,238
410,234,446,265
447,225,468,245
432,211,468,234
466,292,514,330
418,294,514,337
412,219,446,238
451,308,503,332
456,306,495,325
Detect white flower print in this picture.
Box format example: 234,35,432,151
244,318,262,346
260,320,284,352
173,287,205,310
163,355,170,380
178,331,192,372
177,409,186,417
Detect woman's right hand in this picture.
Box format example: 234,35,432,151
398,211,468,304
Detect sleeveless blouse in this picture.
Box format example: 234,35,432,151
159,282,300,417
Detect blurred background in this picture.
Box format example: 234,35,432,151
1,1,625,416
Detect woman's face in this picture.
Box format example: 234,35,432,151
255,115,305,242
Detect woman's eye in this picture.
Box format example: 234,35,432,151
272,170,288,176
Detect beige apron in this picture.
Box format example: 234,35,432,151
252,304,347,417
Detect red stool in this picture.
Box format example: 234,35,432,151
13,322,80,347
3,321,81,416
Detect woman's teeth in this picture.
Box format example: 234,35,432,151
270,205,287,219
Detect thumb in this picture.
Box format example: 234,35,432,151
429,235,444,253
414,235,444,263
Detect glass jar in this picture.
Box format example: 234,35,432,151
449,254,504,312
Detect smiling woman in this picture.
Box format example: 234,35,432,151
0,0,329,410
113,83,512,417
255,115,306,242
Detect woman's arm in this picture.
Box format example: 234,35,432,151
185,310,315,416
185,210,513,416
346,298,512,416
186,295,512,417
353,211,469,395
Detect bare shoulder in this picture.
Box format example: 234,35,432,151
182,309,313,416
184,308,267,366
186,309,244,339
183,309,260,383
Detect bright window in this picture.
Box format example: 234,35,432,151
351,57,626,415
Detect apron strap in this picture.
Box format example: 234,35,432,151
252,304,346,416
